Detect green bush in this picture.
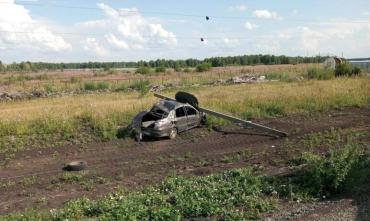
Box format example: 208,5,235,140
183,68,192,73
129,80,150,95
352,66,361,76
136,66,151,75
155,66,166,73
196,63,212,72
306,68,334,80
335,63,352,77
84,82,97,91
83,82,109,91
174,65,182,72
96,81,109,90
296,143,366,197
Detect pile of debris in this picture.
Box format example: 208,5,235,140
229,75,266,84
0,91,49,101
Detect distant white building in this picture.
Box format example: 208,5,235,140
323,57,370,70
347,58,370,69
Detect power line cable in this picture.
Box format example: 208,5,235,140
0,1,369,24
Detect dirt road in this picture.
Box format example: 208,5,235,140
0,107,369,220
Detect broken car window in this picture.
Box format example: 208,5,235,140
175,107,186,118
185,106,197,116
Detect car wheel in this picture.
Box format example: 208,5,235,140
63,161,87,171
169,127,178,139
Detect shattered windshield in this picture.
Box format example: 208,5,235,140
150,105,169,118
149,101,176,118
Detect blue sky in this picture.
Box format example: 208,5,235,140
0,0,369,63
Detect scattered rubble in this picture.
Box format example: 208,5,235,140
0,75,273,102
149,84,165,92
0,91,48,101
229,74,267,84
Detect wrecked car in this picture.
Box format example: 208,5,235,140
130,99,206,140
129,91,287,141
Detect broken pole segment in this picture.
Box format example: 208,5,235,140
154,93,287,137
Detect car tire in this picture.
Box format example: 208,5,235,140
169,127,178,139
63,161,87,171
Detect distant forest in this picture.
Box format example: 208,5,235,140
0,54,326,72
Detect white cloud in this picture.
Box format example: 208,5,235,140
229,5,247,12
264,22,370,57
78,3,177,54
0,0,71,52
253,10,282,20
244,21,258,30
105,33,129,49
222,38,239,45
82,37,107,56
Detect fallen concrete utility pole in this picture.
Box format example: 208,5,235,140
154,93,288,137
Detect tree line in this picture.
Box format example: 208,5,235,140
0,54,326,72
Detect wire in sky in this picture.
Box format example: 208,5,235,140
0,1,369,24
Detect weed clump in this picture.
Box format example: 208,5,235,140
84,82,109,91
306,67,334,80
155,66,166,73
136,66,151,75
196,63,212,72
335,62,361,77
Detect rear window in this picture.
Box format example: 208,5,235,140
175,107,186,117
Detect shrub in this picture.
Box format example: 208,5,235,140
174,65,182,72
96,81,109,90
297,143,366,197
84,82,97,91
306,68,334,80
335,63,352,77
196,63,212,72
83,82,109,91
129,80,150,95
136,66,151,75
155,66,166,73
352,66,361,76
183,68,192,73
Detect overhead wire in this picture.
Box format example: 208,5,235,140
0,1,369,24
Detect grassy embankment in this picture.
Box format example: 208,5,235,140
0,77,369,156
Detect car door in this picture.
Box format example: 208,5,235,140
175,106,188,132
184,106,199,129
